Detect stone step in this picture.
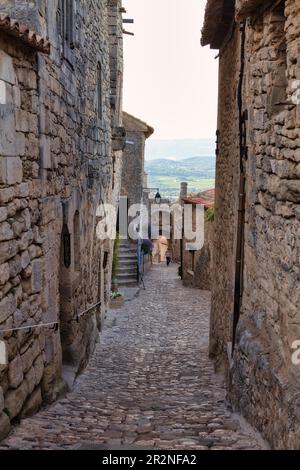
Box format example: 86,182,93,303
117,266,137,274
119,255,136,260
119,260,137,269
117,273,137,281
119,249,137,255
119,244,137,250
117,279,138,287
119,254,137,260
119,241,137,248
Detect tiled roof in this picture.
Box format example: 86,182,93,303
123,112,154,139
182,188,215,209
236,0,266,20
0,15,50,54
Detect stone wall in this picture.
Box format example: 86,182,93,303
0,0,124,439
182,217,214,291
121,112,153,209
208,25,241,362
203,0,300,449
231,0,300,449
121,129,145,208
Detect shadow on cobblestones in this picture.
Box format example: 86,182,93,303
0,264,267,450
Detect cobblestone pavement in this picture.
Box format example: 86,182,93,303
0,264,266,450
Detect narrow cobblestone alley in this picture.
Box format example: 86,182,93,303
0,265,266,450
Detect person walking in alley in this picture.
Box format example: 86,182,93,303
166,247,173,266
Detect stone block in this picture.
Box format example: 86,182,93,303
0,293,17,324
0,188,14,205
15,109,38,133
4,380,28,420
293,148,300,162
18,230,34,251
0,50,16,85
20,250,30,270
33,354,44,386
8,255,22,278
8,354,24,389
20,387,42,418
0,239,18,264
25,367,36,395
15,183,30,198
12,218,25,237
0,207,7,223
31,259,43,293
0,262,10,285
0,79,5,104
0,222,13,242
12,85,21,107
40,135,52,169
0,412,11,441
253,109,267,130
21,208,31,230
0,386,3,411
21,339,40,373
16,67,37,90
280,180,300,202
16,132,26,156
0,157,23,185
0,94,17,156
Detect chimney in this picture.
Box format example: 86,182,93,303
180,182,188,199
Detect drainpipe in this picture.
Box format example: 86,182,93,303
232,21,247,354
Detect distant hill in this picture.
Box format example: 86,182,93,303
145,139,215,161
145,156,216,200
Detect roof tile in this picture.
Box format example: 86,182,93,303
0,15,50,54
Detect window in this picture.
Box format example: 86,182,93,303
191,250,195,272
57,1,63,38
103,252,109,270
65,0,75,49
73,211,80,272
58,0,75,56
112,156,115,189
62,224,71,269
97,62,103,120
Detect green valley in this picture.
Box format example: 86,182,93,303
145,156,216,200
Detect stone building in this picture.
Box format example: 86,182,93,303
116,112,153,288
0,0,124,439
121,112,153,209
202,0,300,448
181,188,215,290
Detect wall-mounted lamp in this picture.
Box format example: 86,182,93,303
143,188,162,204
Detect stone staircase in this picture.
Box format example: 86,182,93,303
116,240,138,287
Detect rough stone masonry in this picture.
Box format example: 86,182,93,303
0,0,124,440
202,0,300,449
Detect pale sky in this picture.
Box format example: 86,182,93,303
122,0,218,140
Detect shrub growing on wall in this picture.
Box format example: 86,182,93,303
205,207,215,222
